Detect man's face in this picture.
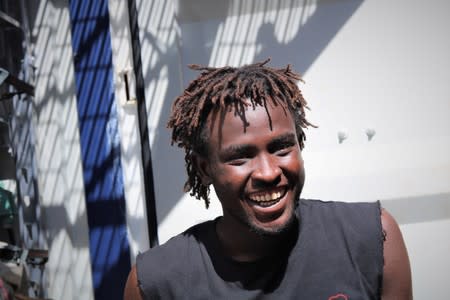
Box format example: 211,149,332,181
201,103,305,235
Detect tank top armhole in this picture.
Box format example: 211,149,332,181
376,200,384,299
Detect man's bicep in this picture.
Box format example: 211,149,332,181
381,208,412,300
124,264,144,300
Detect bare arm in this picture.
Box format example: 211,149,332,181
124,265,144,300
381,208,412,300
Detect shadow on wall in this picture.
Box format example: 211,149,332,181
139,0,364,224
32,0,94,299
381,193,450,225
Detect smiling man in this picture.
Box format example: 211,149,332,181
124,60,412,299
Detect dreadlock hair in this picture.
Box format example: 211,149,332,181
167,58,315,208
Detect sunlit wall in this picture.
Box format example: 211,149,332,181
32,0,94,299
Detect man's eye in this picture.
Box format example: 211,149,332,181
228,158,248,166
273,143,295,156
276,148,291,156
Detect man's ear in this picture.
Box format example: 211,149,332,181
193,154,212,185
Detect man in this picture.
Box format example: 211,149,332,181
125,60,412,299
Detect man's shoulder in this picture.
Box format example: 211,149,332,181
136,219,214,266
299,198,383,243
135,219,216,296
299,198,381,216
298,198,382,237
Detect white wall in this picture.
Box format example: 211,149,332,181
32,1,94,299
135,0,450,298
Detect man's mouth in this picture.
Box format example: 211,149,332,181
247,188,287,208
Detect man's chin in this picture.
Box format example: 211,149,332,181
248,213,297,237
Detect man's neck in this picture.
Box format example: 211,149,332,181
215,217,297,262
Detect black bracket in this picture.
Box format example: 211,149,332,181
0,67,34,98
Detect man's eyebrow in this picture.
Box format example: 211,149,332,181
220,133,297,157
220,143,255,157
269,132,297,146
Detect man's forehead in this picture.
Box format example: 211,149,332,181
205,102,293,145
207,104,264,133
210,100,289,121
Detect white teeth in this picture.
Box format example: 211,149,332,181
249,191,283,202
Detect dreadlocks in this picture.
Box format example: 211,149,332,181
167,59,314,208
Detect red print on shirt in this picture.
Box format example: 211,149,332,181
328,293,348,300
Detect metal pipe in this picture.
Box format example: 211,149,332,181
127,0,159,247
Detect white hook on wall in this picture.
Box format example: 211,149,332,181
365,128,376,141
337,130,348,144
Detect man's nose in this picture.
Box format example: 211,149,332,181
252,154,282,185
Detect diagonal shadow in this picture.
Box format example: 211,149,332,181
381,193,450,226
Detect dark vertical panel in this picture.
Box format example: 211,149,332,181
68,1,130,299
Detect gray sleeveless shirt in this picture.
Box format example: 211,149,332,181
136,199,383,299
